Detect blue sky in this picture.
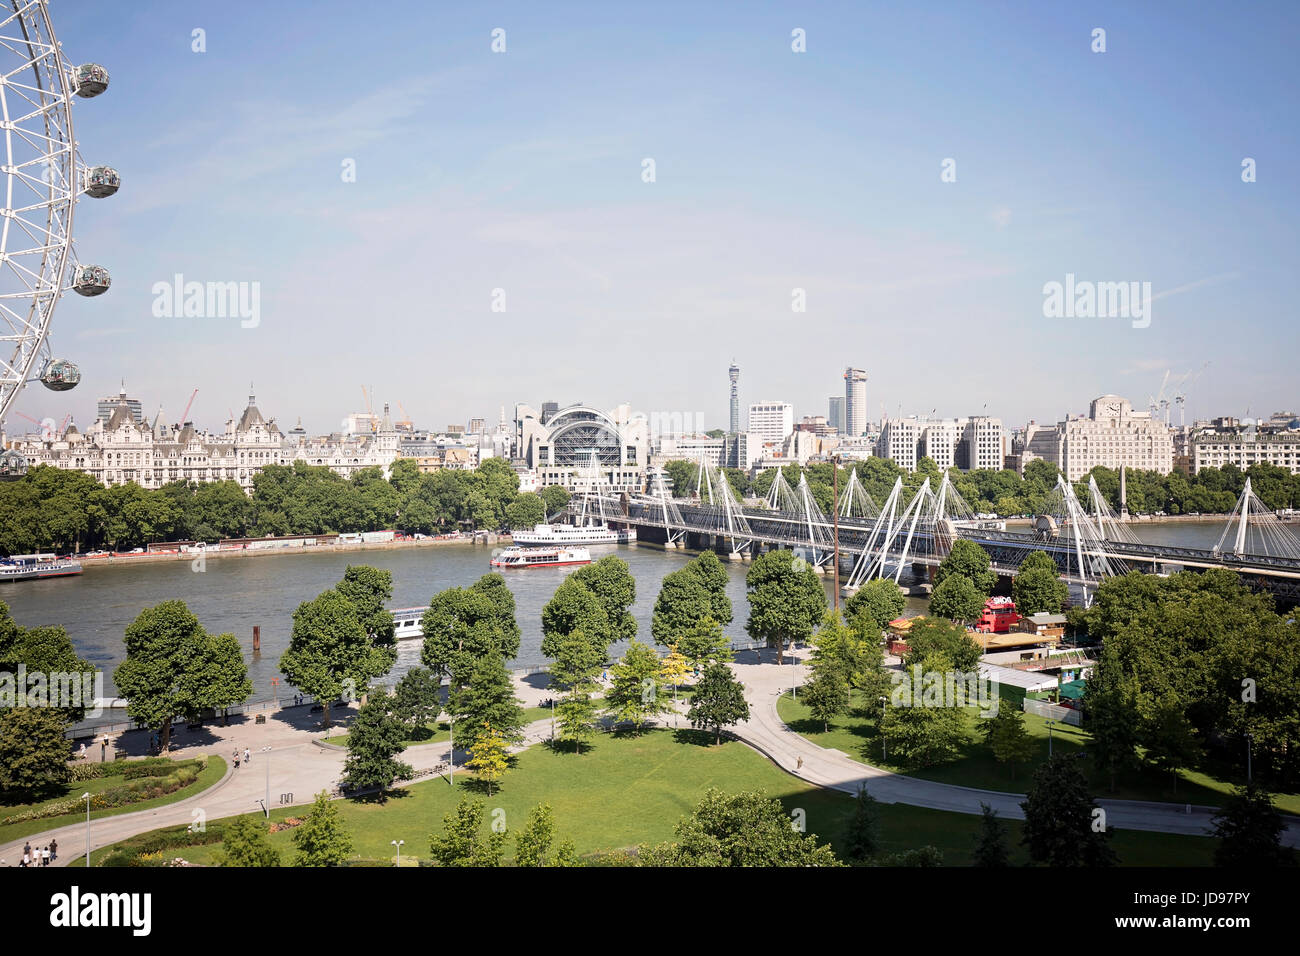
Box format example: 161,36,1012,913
21,0,1299,435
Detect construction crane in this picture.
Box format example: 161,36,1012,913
180,388,198,425
1172,362,1209,428
1148,370,1172,423
395,401,413,431
360,385,378,432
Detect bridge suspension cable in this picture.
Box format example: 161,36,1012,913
1212,477,1300,559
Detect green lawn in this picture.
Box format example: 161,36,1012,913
0,756,227,846
80,731,1214,866
777,690,1300,815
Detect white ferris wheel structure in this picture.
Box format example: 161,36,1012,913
0,0,115,477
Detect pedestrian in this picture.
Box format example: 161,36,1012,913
49,838,57,862
41,846,50,866
796,756,803,771
244,747,250,765
20,850,29,867
233,748,240,769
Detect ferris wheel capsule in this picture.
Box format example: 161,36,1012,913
72,63,109,98
71,264,111,296
84,165,120,198
0,449,29,481
39,358,80,391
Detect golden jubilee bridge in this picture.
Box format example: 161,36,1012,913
565,457,1300,608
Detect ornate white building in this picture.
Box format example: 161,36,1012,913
1022,395,1174,480
11,392,402,492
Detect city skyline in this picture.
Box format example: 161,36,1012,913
7,1,1294,435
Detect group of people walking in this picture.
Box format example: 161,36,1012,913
20,840,55,867
232,747,251,769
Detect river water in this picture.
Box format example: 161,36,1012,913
0,521,1228,702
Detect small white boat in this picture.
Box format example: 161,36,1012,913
512,523,635,546
491,545,592,569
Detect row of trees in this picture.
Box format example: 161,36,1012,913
0,458,573,555
661,455,1297,518
1081,569,1300,790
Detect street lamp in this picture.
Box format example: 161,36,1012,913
1246,733,1253,784
82,792,91,868
448,716,455,788
879,697,888,761
258,746,272,817
391,839,404,867
1046,719,1057,757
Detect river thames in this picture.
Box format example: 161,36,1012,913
0,521,1230,701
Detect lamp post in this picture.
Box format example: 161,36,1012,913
259,746,272,817
82,791,91,868
391,839,404,867
1246,733,1253,784
448,716,455,788
1046,719,1056,757
879,697,888,761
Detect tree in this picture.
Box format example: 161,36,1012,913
1020,755,1116,866
569,557,638,646
934,539,996,596
844,785,881,864
803,662,850,732
514,803,557,866
1141,694,1199,794
985,706,1034,779
545,630,604,754
687,661,750,744
659,645,689,711
902,617,981,673
466,724,511,795
745,549,827,664
675,618,732,672
540,577,610,655
0,707,70,799
1211,784,1297,867
292,790,354,867
428,798,506,867
504,492,546,530
973,802,1009,867
881,651,968,767
651,569,717,647
392,666,442,739
0,604,95,723
115,600,246,750
335,565,398,648
638,788,841,867
539,485,570,516
421,574,520,688
604,639,669,733
929,574,984,623
844,578,906,631
216,815,280,867
1083,642,1142,791
341,689,412,798
1012,553,1067,615
185,632,252,726
450,653,525,755
280,588,390,728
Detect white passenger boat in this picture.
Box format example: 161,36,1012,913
0,553,82,583
490,545,592,569
512,523,635,546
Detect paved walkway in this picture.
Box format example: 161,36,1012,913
4,660,1296,865
726,649,1300,847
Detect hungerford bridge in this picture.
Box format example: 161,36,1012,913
566,457,1300,607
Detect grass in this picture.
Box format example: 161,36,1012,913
79,730,1214,866
777,690,1300,815
0,756,227,846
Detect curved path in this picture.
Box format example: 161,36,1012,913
4,660,1296,865
726,651,1300,847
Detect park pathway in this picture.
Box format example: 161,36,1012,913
724,650,1300,848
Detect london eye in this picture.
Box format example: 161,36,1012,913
0,0,114,479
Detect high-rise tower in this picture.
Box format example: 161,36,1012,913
728,361,740,434
844,367,867,437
